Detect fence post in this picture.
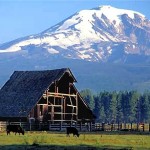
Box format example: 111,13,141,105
49,121,51,131
19,119,22,127
111,123,113,131
75,122,77,128
90,122,92,131
60,121,62,131
117,122,120,130
149,123,150,132
80,122,82,131
131,123,132,130
142,123,144,132
136,123,139,131
102,122,105,131
39,122,42,130
29,119,32,131
120,123,122,130
124,122,126,129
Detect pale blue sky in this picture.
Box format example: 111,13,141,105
0,0,149,44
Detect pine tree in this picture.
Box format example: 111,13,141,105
121,91,128,123
102,91,111,123
94,93,106,122
128,91,140,123
116,91,124,123
109,91,117,123
80,89,95,111
141,92,150,123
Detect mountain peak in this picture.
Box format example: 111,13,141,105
0,5,149,63
97,5,114,9
92,5,145,19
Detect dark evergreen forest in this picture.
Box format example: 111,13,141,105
80,89,150,123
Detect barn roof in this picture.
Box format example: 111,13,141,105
0,68,76,118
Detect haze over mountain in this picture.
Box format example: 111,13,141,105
1,5,150,91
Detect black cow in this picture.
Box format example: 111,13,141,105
66,127,79,137
6,125,25,135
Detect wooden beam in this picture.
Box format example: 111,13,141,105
48,112,77,115
61,97,63,120
43,94,64,98
64,98,66,120
67,104,77,107
46,90,49,106
48,119,77,122
76,93,78,119
48,105,62,107
47,92,77,97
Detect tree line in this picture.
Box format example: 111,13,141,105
80,89,150,123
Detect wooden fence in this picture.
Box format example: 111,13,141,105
0,121,150,132
0,121,95,132
95,122,150,132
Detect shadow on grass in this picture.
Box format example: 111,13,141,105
0,144,135,150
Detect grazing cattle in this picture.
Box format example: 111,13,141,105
6,125,25,135
66,127,79,137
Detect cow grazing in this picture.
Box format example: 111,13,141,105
6,125,25,135
66,127,79,137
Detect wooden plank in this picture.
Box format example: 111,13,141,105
76,93,78,119
43,94,64,98
37,104,48,106
48,119,77,122
61,98,63,120
47,92,77,97
64,98,66,120
48,105,62,107
48,112,76,115
67,104,77,107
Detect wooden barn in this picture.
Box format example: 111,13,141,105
0,68,95,129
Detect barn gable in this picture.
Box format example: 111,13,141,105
0,68,95,123
0,68,75,117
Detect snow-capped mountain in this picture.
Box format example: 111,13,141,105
1,5,150,62
1,5,150,92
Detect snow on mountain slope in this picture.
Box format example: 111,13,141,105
0,5,150,62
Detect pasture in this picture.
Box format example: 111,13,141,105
0,131,150,150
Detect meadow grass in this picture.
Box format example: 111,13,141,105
0,131,150,149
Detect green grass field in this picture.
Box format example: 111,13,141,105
0,131,150,150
